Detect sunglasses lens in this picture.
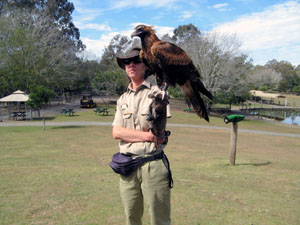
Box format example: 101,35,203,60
123,57,141,65
123,59,130,65
133,57,141,64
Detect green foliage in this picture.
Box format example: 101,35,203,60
214,91,250,105
258,85,268,91
91,69,128,96
292,85,300,96
27,85,56,109
266,60,300,93
172,23,201,42
0,0,84,50
278,73,300,93
0,1,85,97
100,34,130,70
168,85,184,99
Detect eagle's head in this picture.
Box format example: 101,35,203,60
131,24,154,39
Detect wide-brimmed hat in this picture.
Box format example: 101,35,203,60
116,37,142,69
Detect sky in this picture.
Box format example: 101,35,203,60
71,0,300,66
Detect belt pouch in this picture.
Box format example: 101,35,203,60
109,152,141,176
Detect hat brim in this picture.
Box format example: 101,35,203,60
116,57,126,70
116,47,141,69
117,55,141,70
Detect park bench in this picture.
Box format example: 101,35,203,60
12,111,26,120
60,108,75,116
94,107,109,116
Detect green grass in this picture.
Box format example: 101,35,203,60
1,111,300,225
37,106,116,123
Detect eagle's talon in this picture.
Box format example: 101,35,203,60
147,115,155,121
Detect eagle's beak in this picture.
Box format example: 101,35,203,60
131,31,137,38
131,29,142,38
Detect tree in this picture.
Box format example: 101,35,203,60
292,85,300,96
89,34,130,96
100,34,130,71
27,85,55,130
172,24,200,43
0,2,85,97
0,0,84,50
172,24,252,105
27,85,55,114
266,60,299,93
247,66,282,90
91,70,127,96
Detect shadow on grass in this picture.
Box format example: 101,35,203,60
227,161,272,167
60,115,80,118
31,117,56,121
31,115,81,121
50,126,86,129
95,114,114,117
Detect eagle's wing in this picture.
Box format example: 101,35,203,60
150,41,191,66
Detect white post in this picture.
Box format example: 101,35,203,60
285,98,287,108
0,106,2,122
229,122,238,166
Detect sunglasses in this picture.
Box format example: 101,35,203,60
123,56,142,65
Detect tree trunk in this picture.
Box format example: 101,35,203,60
42,108,45,131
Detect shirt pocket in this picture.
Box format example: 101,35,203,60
140,106,150,129
122,111,133,128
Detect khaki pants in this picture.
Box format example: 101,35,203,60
119,159,171,225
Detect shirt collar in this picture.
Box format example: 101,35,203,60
127,76,153,93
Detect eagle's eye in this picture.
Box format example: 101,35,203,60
136,25,146,32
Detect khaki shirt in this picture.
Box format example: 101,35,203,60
112,76,171,156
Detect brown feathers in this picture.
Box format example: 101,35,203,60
131,24,213,121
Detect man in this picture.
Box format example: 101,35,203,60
112,37,172,225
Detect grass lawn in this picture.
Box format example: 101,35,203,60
1,111,300,225
40,106,116,123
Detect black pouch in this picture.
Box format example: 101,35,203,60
109,152,173,188
109,152,141,176
109,151,165,177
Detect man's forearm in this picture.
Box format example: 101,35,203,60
112,126,155,143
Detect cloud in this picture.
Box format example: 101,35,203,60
80,24,174,60
211,1,300,65
75,8,103,21
75,22,112,32
110,0,179,10
72,2,109,32
72,0,104,22
128,23,174,37
212,3,229,11
80,32,119,60
180,11,194,19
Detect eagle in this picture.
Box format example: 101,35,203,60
131,24,213,122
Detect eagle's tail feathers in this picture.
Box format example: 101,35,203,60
196,79,213,100
180,80,209,122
